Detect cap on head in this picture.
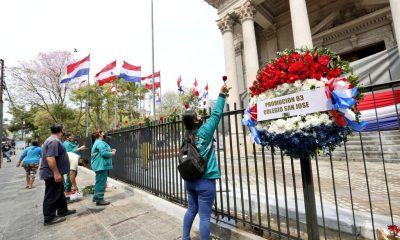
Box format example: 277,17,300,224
182,110,197,130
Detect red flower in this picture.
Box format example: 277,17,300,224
222,75,227,81
388,225,399,233
327,67,342,79
318,55,330,66
288,60,306,74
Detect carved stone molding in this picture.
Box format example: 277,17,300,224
313,7,392,45
237,0,257,23
217,15,235,34
350,34,358,48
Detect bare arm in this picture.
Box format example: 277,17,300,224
70,170,77,191
47,156,62,182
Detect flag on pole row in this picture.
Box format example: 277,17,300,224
141,71,161,90
156,90,161,104
177,75,184,94
202,83,208,99
61,55,90,84
119,61,141,83
96,61,117,86
192,78,199,96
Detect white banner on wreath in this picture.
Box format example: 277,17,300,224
257,87,333,121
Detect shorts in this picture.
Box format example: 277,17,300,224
23,163,39,177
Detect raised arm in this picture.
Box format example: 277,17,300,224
200,84,229,139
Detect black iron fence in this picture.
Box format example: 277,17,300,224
104,80,400,239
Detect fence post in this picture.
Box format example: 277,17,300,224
300,155,320,239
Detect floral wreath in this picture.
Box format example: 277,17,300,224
242,48,366,158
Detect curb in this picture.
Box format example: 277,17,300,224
78,166,264,240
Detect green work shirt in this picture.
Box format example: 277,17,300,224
91,139,113,172
195,94,225,179
64,140,79,155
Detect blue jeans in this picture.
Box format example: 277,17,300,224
182,178,216,240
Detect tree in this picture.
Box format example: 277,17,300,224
7,50,73,122
69,78,149,131
158,91,185,118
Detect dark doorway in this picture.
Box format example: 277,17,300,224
340,41,386,62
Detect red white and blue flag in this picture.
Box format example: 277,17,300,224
142,71,161,90
202,83,208,99
177,75,184,94
61,55,90,84
119,61,141,83
95,60,117,86
192,78,199,96
156,90,161,104
358,90,400,131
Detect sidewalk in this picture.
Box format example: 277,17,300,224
0,157,263,240
0,158,199,240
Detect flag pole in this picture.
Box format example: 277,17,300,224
151,0,156,117
114,83,118,128
85,58,90,138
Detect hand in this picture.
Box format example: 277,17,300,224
78,145,86,151
54,172,63,182
16,163,20,168
220,84,230,95
111,149,116,156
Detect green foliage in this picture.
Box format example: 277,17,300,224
70,78,148,131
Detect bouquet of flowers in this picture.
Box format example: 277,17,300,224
243,48,366,158
387,225,400,240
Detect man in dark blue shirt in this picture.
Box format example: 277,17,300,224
40,124,76,225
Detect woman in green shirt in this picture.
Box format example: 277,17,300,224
91,130,116,206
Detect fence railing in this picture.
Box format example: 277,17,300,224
104,80,400,239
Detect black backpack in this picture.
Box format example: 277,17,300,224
177,133,208,181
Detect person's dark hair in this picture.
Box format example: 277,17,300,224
65,132,73,138
78,157,89,166
50,124,64,134
182,110,197,130
182,110,199,141
31,140,39,147
91,130,103,143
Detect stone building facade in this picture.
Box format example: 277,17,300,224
205,0,400,106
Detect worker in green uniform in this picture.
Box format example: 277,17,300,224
91,130,116,206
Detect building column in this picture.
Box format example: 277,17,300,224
389,0,400,47
237,1,259,90
217,15,241,107
289,0,313,48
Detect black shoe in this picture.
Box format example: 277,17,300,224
58,209,76,217
96,200,110,206
44,216,66,226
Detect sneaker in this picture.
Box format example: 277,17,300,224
96,200,110,206
44,216,66,226
58,209,76,217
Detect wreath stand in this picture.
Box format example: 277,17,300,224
300,155,320,239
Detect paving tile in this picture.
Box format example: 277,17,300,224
118,229,158,240
108,218,139,238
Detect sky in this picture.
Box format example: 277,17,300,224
0,0,225,115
